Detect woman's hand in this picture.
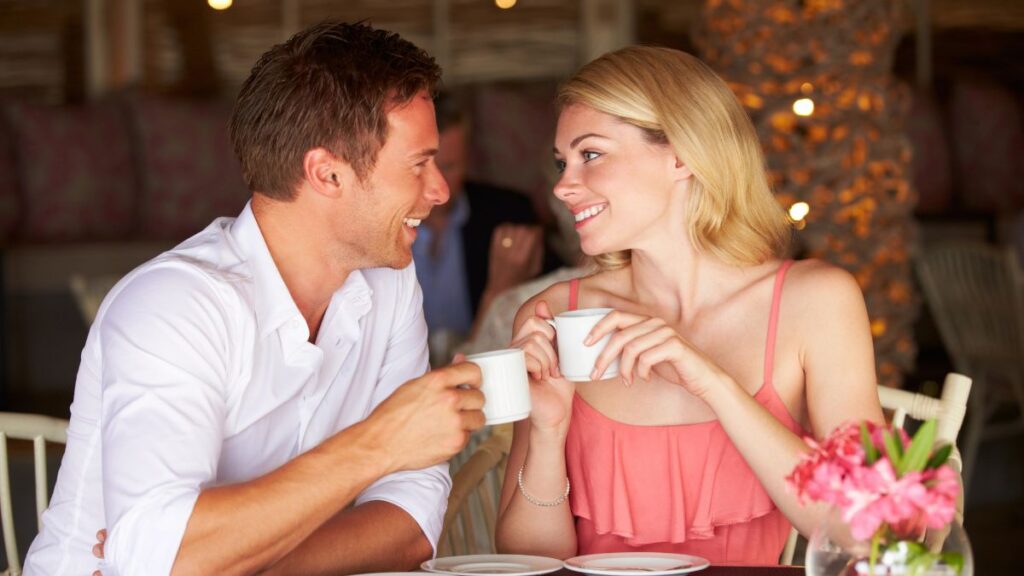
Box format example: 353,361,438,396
587,311,727,399
510,300,575,433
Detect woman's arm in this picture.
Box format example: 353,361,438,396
695,262,885,536
495,290,579,559
585,261,884,537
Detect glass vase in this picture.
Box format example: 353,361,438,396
804,507,973,576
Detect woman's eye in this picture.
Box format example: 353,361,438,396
582,150,602,162
554,159,566,173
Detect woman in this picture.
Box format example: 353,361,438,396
494,46,884,565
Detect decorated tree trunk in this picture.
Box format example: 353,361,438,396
696,0,917,388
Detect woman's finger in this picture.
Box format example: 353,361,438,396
585,310,647,346
591,318,664,381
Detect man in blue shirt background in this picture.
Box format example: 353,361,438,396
413,91,558,353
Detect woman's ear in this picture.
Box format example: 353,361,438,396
303,147,353,199
671,155,694,182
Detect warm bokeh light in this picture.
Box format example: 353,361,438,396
788,201,810,222
208,0,232,10
800,82,814,94
792,98,815,116
495,0,517,8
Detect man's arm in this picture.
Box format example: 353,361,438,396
98,267,484,576
261,501,433,576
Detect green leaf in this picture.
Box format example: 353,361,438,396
901,419,937,474
941,551,965,575
861,422,879,464
883,429,903,471
906,551,941,576
926,443,953,470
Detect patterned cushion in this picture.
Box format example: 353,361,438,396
4,101,137,242
128,97,249,240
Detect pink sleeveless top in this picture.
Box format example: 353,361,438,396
564,260,804,564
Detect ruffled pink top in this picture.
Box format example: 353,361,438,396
564,260,805,564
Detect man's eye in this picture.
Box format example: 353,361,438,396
554,159,566,173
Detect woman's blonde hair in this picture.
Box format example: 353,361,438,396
558,46,790,270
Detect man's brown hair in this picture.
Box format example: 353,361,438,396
230,21,442,199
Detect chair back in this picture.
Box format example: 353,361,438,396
915,242,1024,489
916,243,1024,370
0,413,68,576
438,426,512,557
780,373,972,565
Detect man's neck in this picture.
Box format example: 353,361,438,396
252,194,351,342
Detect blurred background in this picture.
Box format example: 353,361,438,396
0,0,1022,571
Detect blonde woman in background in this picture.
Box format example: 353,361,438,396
494,46,884,564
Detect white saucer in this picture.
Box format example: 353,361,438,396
563,552,710,576
422,554,564,576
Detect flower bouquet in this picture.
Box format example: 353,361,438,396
787,420,971,576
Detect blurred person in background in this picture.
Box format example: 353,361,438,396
414,91,561,362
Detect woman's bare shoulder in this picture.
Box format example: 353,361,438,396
782,258,868,322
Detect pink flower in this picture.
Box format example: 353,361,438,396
788,420,961,542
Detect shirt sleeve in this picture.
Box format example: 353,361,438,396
96,265,232,576
355,264,451,556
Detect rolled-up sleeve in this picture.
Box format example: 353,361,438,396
356,264,450,554
97,266,231,576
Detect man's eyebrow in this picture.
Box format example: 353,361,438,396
553,132,607,154
411,147,439,159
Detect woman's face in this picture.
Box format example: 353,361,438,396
552,103,686,257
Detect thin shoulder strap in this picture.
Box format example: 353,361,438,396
764,260,795,389
568,278,580,311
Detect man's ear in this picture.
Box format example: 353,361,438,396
302,147,352,199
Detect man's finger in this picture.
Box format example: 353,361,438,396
440,361,483,388
457,387,486,411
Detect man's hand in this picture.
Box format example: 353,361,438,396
361,362,486,474
486,224,544,297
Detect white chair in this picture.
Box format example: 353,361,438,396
438,425,512,557
780,373,972,565
69,273,121,326
0,413,68,576
916,242,1024,491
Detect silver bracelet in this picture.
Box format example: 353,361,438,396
517,465,570,507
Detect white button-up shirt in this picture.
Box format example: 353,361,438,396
25,203,448,576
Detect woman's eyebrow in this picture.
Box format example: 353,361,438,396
553,132,607,154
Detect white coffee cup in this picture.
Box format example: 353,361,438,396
466,348,532,425
546,307,620,382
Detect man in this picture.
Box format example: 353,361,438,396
25,22,484,576
413,91,552,342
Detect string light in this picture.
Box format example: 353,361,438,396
495,0,517,8
793,98,815,117
208,0,232,10
788,201,810,222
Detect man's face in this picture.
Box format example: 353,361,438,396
437,123,469,198
348,91,450,269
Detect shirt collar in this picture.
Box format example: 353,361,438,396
230,201,373,341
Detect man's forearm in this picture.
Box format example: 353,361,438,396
261,501,434,576
166,421,393,576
